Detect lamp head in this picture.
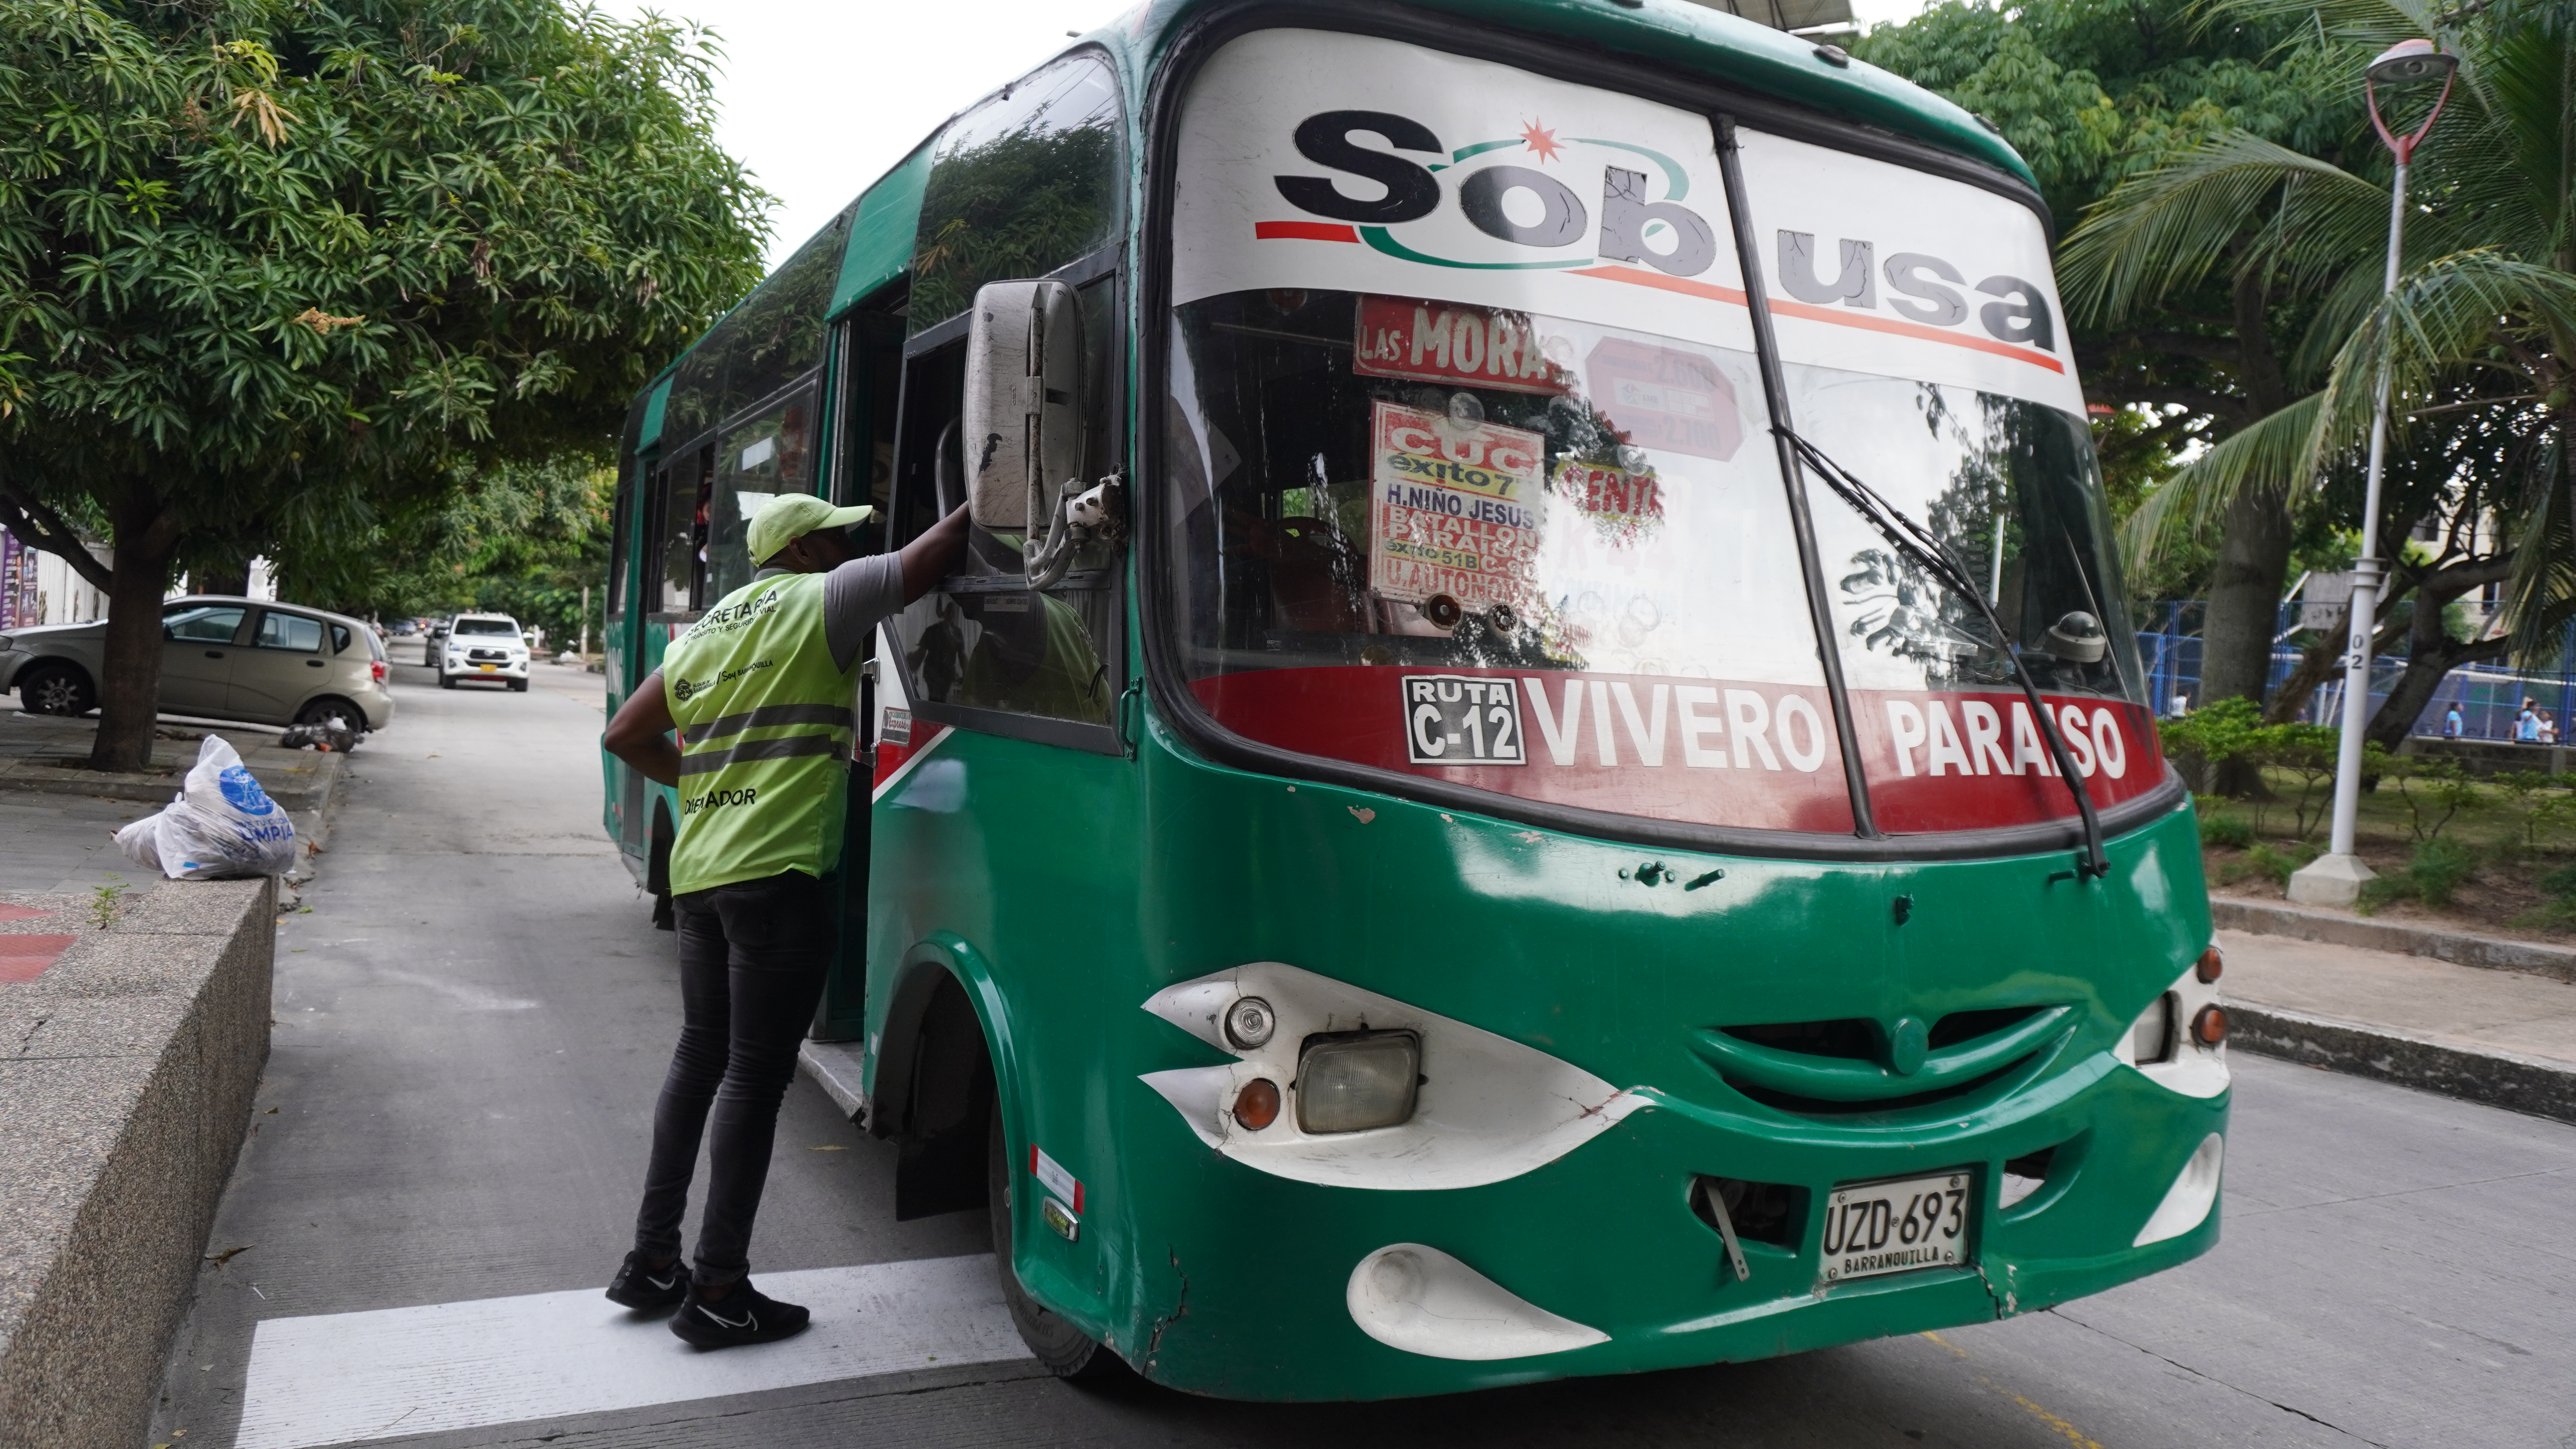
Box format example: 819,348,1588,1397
2367,39,2458,86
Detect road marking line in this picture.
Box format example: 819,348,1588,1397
235,1254,1031,1449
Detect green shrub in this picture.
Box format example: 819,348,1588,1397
2409,839,2478,907
2246,841,2320,888
2497,771,2576,852
2360,839,2479,913
2199,810,2255,848
2518,861,2576,929
2387,757,2483,842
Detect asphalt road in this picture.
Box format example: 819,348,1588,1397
151,661,2576,1449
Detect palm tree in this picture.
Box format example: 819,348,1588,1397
2058,0,2576,747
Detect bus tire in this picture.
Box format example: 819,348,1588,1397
987,1097,1121,1382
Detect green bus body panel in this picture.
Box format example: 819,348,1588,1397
638,376,671,453
868,705,2222,1400
830,144,935,320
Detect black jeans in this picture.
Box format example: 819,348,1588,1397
633,869,833,1285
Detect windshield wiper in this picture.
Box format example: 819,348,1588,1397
1777,429,2110,881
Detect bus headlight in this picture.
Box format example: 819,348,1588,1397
1297,1030,1420,1134
1138,962,1649,1190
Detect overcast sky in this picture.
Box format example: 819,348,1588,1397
608,0,1932,271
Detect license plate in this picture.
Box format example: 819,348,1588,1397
478,664,497,672
1819,1171,1971,1284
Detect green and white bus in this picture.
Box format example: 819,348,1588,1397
601,0,2229,1399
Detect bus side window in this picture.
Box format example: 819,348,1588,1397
832,308,906,560
657,446,712,614
880,272,1122,740
607,458,632,624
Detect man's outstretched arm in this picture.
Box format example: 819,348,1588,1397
604,673,681,787
899,504,973,604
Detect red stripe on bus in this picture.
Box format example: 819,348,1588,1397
1567,266,1749,308
1254,220,1361,243
1568,266,2065,374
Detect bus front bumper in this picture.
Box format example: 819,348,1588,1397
1098,1049,2228,1400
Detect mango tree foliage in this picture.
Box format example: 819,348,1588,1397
1859,0,2363,728
0,0,768,768
302,455,611,649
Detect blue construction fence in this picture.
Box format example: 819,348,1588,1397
2137,601,2573,742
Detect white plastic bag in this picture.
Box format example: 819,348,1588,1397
112,814,162,872
114,736,298,880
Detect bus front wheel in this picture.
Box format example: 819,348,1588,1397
986,1098,1122,1382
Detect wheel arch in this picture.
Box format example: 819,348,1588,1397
295,693,365,726
16,654,96,700
872,934,1030,1222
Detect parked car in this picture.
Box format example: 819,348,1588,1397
0,595,395,731
437,613,530,691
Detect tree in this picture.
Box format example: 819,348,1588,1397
286,453,611,646
0,0,767,769
2065,0,2576,749
1859,0,2363,738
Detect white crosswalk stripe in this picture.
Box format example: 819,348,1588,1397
234,1255,1032,1449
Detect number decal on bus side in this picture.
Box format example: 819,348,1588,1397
1402,674,1527,765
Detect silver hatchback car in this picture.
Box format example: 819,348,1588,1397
0,595,396,731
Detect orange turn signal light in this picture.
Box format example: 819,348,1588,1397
2195,946,2224,984
2191,1004,2228,1046
1233,1077,1282,1131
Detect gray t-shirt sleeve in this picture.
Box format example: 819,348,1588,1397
823,554,908,674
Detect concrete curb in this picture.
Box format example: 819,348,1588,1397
2211,897,2576,985
0,879,276,1449
2229,1003,2576,1127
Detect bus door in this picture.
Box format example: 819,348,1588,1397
642,444,714,920
817,305,905,1042
605,435,644,864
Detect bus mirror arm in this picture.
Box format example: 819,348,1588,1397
1023,474,1125,593
1777,430,2111,881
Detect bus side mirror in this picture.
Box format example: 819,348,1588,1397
960,279,1084,533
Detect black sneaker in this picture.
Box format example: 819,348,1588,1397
669,1277,811,1349
605,1251,687,1310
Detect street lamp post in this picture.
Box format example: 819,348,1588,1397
2290,39,2458,908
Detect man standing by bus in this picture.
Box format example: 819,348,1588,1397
601,493,967,1348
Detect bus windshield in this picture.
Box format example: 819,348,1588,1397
1159,27,2160,838
1167,290,1851,834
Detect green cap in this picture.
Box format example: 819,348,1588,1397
747,493,877,564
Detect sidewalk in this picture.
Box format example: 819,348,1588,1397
2221,928,2576,1124
0,710,347,895
0,709,343,810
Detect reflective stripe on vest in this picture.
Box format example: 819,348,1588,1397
661,572,860,895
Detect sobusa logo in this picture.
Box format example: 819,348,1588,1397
1273,110,1716,279
1270,110,2054,356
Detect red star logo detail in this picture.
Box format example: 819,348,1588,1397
1519,119,1562,164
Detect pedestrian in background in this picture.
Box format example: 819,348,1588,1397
601,493,968,1349
2443,702,2463,737
2517,698,2542,743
